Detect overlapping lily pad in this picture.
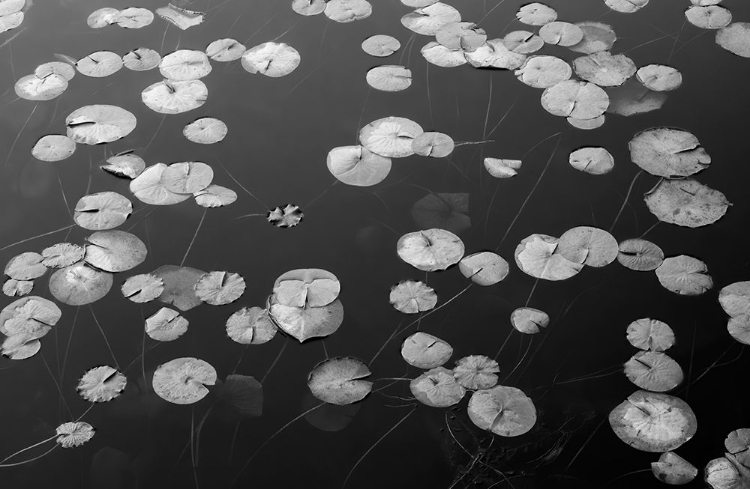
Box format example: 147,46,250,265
410,366,465,408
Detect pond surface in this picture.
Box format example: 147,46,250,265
2,0,750,488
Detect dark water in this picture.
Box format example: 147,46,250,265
1,0,750,488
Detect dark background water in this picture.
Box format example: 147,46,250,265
2,0,750,487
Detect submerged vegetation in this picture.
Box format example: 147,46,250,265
1,0,750,487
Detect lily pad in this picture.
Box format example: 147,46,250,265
206,38,246,62
145,307,189,341
617,239,664,271
195,271,246,306
637,65,682,92
569,22,617,54
1,333,40,360
401,332,452,369
719,282,750,318
152,357,217,405
421,41,467,67
436,22,486,51
644,178,730,228
557,226,618,267
624,351,684,392
716,22,750,58
225,307,277,345
412,132,455,158
308,357,372,405
56,422,95,448
516,3,556,26
77,365,127,402
397,228,465,272
568,147,614,175
651,452,698,485
655,255,713,296
685,5,732,29
452,355,499,390
114,7,154,29
49,262,113,306
541,80,609,120
76,51,122,78
467,385,537,436
268,297,344,343
362,35,400,57
183,118,227,144
14,73,68,101
539,21,584,47
41,243,85,269
241,42,300,77
66,105,136,145
366,65,412,92
573,51,636,87
484,158,522,178
159,50,212,81
401,3,461,36
293,0,326,16
411,193,470,235
629,128,710,178
155,3,204,30
160,162,214,194
359,117,424,158
123,49,161,71
326,146,391,187
0,296,61,339
267,204,304,227
121,274,164,303
31,135,76,162
324,0,372,23
514,234,583,281
273,269,339,308
515,55,572,89
102,153,146,179
726,429,750,467
389,280,437,314
626,318,675,351
511,307,549,334
74,192,132,231
605,0,649,13
5,252,46,280
464,39,527,70
218,375,263,418
141,79,208,114
152,265,206,311
3,279,33,297
458,251,509,286
410,366,465,408
130,163,192,205
84,230,147,273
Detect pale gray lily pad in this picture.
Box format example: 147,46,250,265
557,226,618,267
102,153,146,179
160,162,214,194
123,48,161,71
412,132,455,158
644,178,730,228
77,365,127,402
49,263,113,306
194,185,237,207
436,22,486,51
273,269,340,308
624,351,683,392
74,192,132,230
636,65,682,92
153,265,206,311
35,62,76,81
327,145,392,187
141,79,208,114
706,455,750,489
267,204,304,227
568,147,614,175
541,80,609,119
573,51,636,87
401,3,461,36
0,10,22,33
362,35,400,57
183,118,227,144
568,115,605,130
421,41,467,67
626,318,675,351
458,251,509,286
468,386,537,436
511,307,549,334
719,282,750,318
308,357,372,405
464,39,527,70
14,73,68,101
651,452,698,485
728,315,750,345
159,50,212,81
130,163,192,205
0,0,25,16
410,366,465,408
716,22,750,58
366,65,412,92
31,135,76,162
121,274,164,303
84,230,147,273
605,0,649,13
655,255,713,296
516,3,556,26
411,193,470,235
324,0,372,23
609,390,697,452
152,357,217,405
155,3,204,30
66,105,136,145
226,307,277,345
87,7,119,28
3,279,33,297
725,429,750,467
268,297,344,343
114,7,154,28
145,307,189,341
206,38,246,62
359,117,424,158
515,55,571,89
397,228,465,272
685,5,731,29
452,355,499,390
241,42,300,77
389,280,437,314
504,31,544,54
56,422,95,448
292,0,326,16
539,21,583,47
1,333,41,360
41,243,85,269
617,239,664,271
630,128,710,178
484,158,522,178
569,22,617,54
514,234,583,281
5,252,46,280
0,296,61,339
76,51,123,78
195,271,246,306
401,332,452,369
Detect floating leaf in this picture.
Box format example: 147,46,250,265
421,41,467,67
183,118,227,144
726,429,750,467
539,21,583,47
326,145,391,187
41,243,85,269
87,7,119,28
0,296,61,339
308,357,372,405
241,42,300,77
194,185,237,208
458,251,509,286
410,366,465,408
630,128,710,178
35,61,75,81
645,179,730,228
504,30,544,54
76,51,123,78
273,269,339,308
206,38,246,62
2,333,40,360
102,153,146,179
152,357,217,405
397,228,465,272
516,3,556,26
452,355,499,390
685,5,732,29
568,147,614,175
74,192,133,231
114,7,154,28
411,193,470,235
292,0,326,16
390,280,437,314
401,332,452,369
651,452,698,485
226,307,277,345
141,79,208,114
609,390,697,452
56,422,95,448
705,456,750,489
0,0,25,16
362,35,400,57
467,386,537,436
541,80,609,119
569,22,617,54
31,135,76,162
401,3,461,36
359,116,424,158
514,234,583,281
77,365,127,402
656,255,713,296
484,158,522,178
66,105,136,145
716,22,750,58
412,132,455,158
636,64,682,92
195,271,246,306
49,262,113,306
626,318,675,351
268,297,344,343
0,10,22,33
617,239,664,271
511,307,549,334
152,265,206,311
324,0,372,23
160,162,214,194
159,50,212,81
557,226,618,267
3,279,33,297
568,115,605,130
145,307,189,341
515,55,572,89
366,65,412,92
5,251,46,280
464,39,527,69
219,375,263,418
624,351,683,392
130,163,192,205
719,282,750,318
121,274,164,303
155,3,204,30
728,315,750,346
267,204,304,227
605,0,649,13
84,230,147,273
15,73,67,101
436,22,486,51
574,51,635,88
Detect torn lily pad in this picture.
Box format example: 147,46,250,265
56,422,95,448
145,307,189,341
225,307,277,345
452,355,499,390
195,271,246,306
511,307,549,334
267,204,304,227
655,255,713,296
0,296,61,339
121,274,164,303
77,365,127,402
389,280,436,314
397,228,465,272
155,3,204,30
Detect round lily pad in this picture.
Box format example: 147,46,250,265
397,228,465,272
626,318,675,351
401,332,452,369
152,357,217,405
195,271,246,305
645,178,729,228
617,239,664,271
268,297,344,343
410,366,465,408
655,255,713,296
84,230,147,273
5,252,46,280
273,269,340,308
389,280,437,314
511,307,549,334
49,262,113,306
77,365,127,402
452,355,499,390
73,192,132,230
514,234,583,281
458,252,509,286
225,307,277,345
467,385,537,436
56,422,95,448
624,351,684,392
557,226,618,267
307,357,372,405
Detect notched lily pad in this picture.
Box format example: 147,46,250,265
401,332,452,369
467,385,537,436
152,357,217,405
77,365,127,402
410,366,465,408
308,357,372,405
